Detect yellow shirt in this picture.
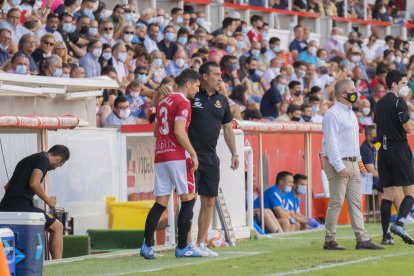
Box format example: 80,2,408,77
318,2,338,16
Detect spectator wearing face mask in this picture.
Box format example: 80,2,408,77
108,4,126,40
260,75,287,120
353,66,370,97
359,99,373,126
208,35,228,65
240,56,268,98
308,94,324,123
79,39,102,77
70,63,85,78
125,81,147,120
74,0,95,19
296,40,318,67
324,27,345,62
289,80,304,106
265,37,281,62
17,33,39,74
41,54,63,77
104,96,137,127
35,13,63,45
99,19,116,47
158,25,178,60
0,28,11,66
278,103,302,122
148,51,166,86
291,61,307,86
112,42,134,86
119,25,135,46
377,49,395,73
263,57,283,86
300,103,313,122
7,52,30,75
165,47,188,77
62,63,71,78
211,17,237,37
99,43,113,67
221,55,242,91
137,7,154,27
169,7,184,30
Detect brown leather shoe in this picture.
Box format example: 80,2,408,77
323,241,346,250
356,240,385,250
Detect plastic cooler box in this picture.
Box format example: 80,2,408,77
0,228,15,275
0,212,45,276
107,197,154,229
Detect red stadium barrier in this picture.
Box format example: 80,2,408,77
223,3,320,18
0,115,79,129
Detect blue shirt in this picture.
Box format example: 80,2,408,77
126,95,147,119
260,86,282,119
288,39,308,53
285,192,300,213
79,52,102,78
0,47,10,67
165,61,188,78
253,185,288,210
296,51,318,67
360,139,379,189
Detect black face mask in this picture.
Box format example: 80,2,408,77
294,91,302,97
80,25,89,34
112,15,120,23
291,116,301,122
370,136,378,144
302,115,312,122
248,69,256,75
348,39,356,44
260,47,267,54
217,43,226,50
344,92,358,104
190,18,196,25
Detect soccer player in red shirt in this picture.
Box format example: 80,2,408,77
140,69,204,259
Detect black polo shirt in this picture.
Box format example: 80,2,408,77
189,89,233,155
0,152,49,208
157,40,178,60
374,92,409,142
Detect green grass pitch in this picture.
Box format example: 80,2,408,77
44,223,414,275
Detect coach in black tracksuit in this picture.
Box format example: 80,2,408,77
189,61,239,256
375,70,414,245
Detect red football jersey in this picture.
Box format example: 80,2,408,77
247,29,262,43
155,93,192,163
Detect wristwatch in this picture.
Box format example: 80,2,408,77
232,153,239,157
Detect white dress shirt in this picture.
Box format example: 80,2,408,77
35,26,63,44
322,101,361,172
0,21,31,44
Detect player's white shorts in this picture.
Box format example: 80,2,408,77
154,157,195,196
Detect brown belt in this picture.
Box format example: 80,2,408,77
342,157,357,162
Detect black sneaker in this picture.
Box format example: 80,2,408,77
381,233,395,245
390,224,414,244
355,240,385,250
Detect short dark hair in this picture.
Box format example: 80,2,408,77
269,37,280,45
293,174,308,184
220,55,237,70
177,27,190,37
244,56,256,66
250,15,263,25
114,96,128,108
293,25,303,32
101,65,117,75
309,94,321,103
293,61,307,68
365,125,376,137
384,35,394,43
175,69,201,87
171,7,182,16
222,17,234,29
276,171,292,185
287,104,301,115
243,108,262,120
47,13,59,21
301,103,312,112
199,61,220,76
310,86,322,95
288,80,302,89
87,39,100,51
386,70,407,90
48,145,70,161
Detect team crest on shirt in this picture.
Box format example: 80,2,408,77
350,94,357,102
215,100,222,108
193,98,203,108
181,109,189,118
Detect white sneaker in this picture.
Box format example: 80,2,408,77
198,243,219,257
190,242,208,257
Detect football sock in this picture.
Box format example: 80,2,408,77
144,202,166,247
177,198,196,249
395,196,414,227
380,199,392,236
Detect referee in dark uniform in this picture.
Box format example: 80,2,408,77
375,69,414,244
189,61,239,256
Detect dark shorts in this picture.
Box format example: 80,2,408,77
378,141,414,187
195,154,220,197
0,200,56,229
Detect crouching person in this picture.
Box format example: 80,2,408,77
0,145,70,259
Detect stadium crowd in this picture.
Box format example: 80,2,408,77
0,0,413,130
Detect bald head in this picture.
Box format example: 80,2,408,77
334,79,354,99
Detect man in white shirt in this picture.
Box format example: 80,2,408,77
374,35,394,61
104,96,137,127
35,13,63,45
144,23,160,54
0,8,30,44
322,79,384,250
324,28,345,62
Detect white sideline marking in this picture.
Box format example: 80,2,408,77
112,251,267,275
270,251,414,276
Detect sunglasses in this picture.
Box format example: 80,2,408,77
124,31,134,34
104,27,113,31
44,41,55,46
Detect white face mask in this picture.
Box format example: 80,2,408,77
118,52,127,63
399,85,410,97
103,33,113,40
130,91,139,98
92,48,102,58
395,56,402,63
362,107,370,116
102,52,112,61
390,55,396,63
308,46,317,55
272,67,281,75
119,108,131,119
175,58,185,68
352,55,361,63
332,35,340,42
124,34,134,43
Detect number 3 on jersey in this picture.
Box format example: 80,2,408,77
159,106,169,135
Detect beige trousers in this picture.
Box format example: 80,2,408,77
324,159,370,242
